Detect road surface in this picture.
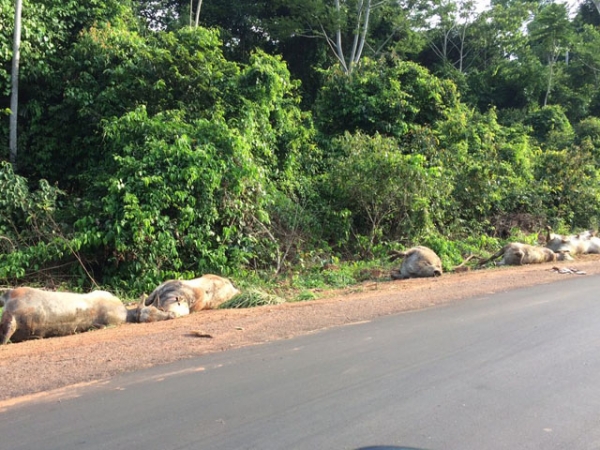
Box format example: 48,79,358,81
2,275,600,450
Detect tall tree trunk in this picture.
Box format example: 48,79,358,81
9,0,23,167
353,0,371,68
544,56,554,107
194,0,203,27
330,0,374,75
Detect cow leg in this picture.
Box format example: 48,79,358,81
0,312,17,345
390,270,407,280
136,306,177,323
515,250,525,265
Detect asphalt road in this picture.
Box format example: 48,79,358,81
2,275,600,450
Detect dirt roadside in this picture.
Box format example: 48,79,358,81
1,257,599,405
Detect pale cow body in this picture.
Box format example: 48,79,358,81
545,228,600,255
390,246,443,280
136,274,241,322
479,242,571,266
0,287,127,344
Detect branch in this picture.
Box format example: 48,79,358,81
249,214,283,275
320,22,349,73
354,0,372,67
349,0,365,67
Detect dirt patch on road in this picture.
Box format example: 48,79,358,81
1,257,599,403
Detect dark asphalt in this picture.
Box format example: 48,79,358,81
2,275,600,450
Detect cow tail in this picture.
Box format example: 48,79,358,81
477,246,506,266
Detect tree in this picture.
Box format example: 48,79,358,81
9,0,22,166
426,0,478,74
270,0,404,75
528,3,574,107
324,0,373,74
574,0,600,26
0,0,130,170
132,0,186,29
417,0,544,110
194,0,203,27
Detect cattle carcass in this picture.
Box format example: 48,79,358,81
545,226,600,255
0,287,127,344
135,274,241,323
478,242,572,266
390,246,443,280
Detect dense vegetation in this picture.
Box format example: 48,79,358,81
1,0,600,295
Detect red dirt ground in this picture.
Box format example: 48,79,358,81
1,256,599,408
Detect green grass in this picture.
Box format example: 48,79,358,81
219,289,285,309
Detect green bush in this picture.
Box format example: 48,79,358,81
524,105,574,148
320,132,447,255
0,162,77,285
314,57,459,139
534,146,600,228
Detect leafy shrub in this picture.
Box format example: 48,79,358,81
575,117,600,161
314,57,459,139
71,107,272,292
534,147,600,228
434,108,543,233
321,132,447,255
0,162,78,285
524,105,574,148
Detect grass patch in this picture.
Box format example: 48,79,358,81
293,290,319,302
219,289,285,309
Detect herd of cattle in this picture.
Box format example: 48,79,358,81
391,227,600,280
0,228,598,345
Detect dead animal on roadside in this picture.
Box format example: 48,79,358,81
134,274,241,323
478,242,572,267
0,287,127,344
389,246,443,280
545,226,600,255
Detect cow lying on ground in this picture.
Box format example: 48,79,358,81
478,242,572,266
0,287,127,344
135,274,241,322
390,246,443,280
545,226,600,255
